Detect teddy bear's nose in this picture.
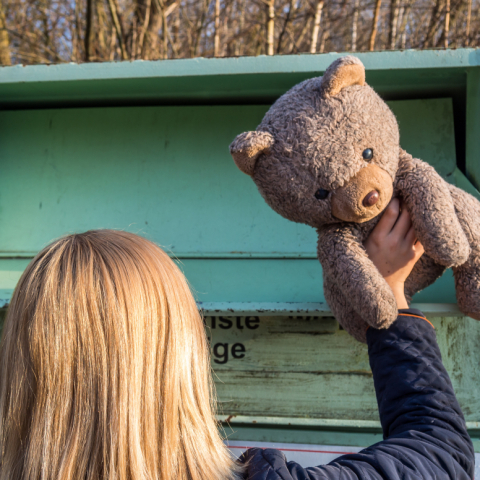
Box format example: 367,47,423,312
363,190,380,207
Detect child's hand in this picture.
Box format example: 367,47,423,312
364,199,424,309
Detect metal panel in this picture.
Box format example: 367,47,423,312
466,67,480,188
209,315,480,422
210,314,480,451
0,49,478,109
0,97,466,306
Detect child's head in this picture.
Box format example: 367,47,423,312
0,230,236,480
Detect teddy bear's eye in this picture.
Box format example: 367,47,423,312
362,148,373,160
315,189,329,200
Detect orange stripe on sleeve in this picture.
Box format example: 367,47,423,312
399,313,435,329
365,313,435,332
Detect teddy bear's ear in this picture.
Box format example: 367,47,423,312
320,56,365,97
229,131,275,176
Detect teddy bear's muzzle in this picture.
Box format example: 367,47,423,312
331,164,393,223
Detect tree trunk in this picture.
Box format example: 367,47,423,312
141,0,181,60
369,0,382,51
0,0,11,65
236,0,246,55
214,0,220,56
109,24,116,60
277,0,295,53
136,0,152,58
131,17,137,59
397,0,412,49
96,0,108,59
388,0,399,49
165,2,179,57
319,29,328,53
150,0,171,59
159,0,168,58
351,0,360,51
85,0,94,61
191,0,208,57
266,0,274,55
107,0,128,59
465,0,472,45
436,0,464,49
310,0,324,53
73,0,82,62
444,0,450,48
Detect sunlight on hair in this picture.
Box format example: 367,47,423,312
0,230,239,480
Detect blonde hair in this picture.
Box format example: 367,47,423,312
0,230,237,480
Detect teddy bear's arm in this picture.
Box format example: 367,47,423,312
396,150,470,267
323,273,370,342
317,224,398,329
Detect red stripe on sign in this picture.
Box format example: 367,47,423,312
228,446,357,455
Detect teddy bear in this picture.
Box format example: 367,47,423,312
230,55,480,342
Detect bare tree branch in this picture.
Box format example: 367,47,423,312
1,0,479,65
277,0,295,53
423,0,443,48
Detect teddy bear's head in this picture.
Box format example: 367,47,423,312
230,56,400,228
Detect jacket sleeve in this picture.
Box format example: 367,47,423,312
241,310,475,480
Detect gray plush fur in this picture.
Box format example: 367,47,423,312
230,55,480,342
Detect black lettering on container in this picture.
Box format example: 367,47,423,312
231,343,246,359
213,343,229,364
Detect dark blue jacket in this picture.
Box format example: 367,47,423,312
239,309,475,479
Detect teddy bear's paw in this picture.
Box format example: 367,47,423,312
341,305,397,343
341,321,368,344
457,302,480,321
455,263,480,321
367,302,398,331
323,276,371,343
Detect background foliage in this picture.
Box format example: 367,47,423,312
0,0,478,65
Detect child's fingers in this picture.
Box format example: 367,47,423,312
373,199,400,238
405,225,417,246
391,204,412,239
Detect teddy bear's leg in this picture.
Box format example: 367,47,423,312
446,184,480,320
453,262,480,320
318,224,398,330
404,254,447,304
323,273,370,343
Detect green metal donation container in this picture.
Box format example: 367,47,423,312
0,49,479,455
